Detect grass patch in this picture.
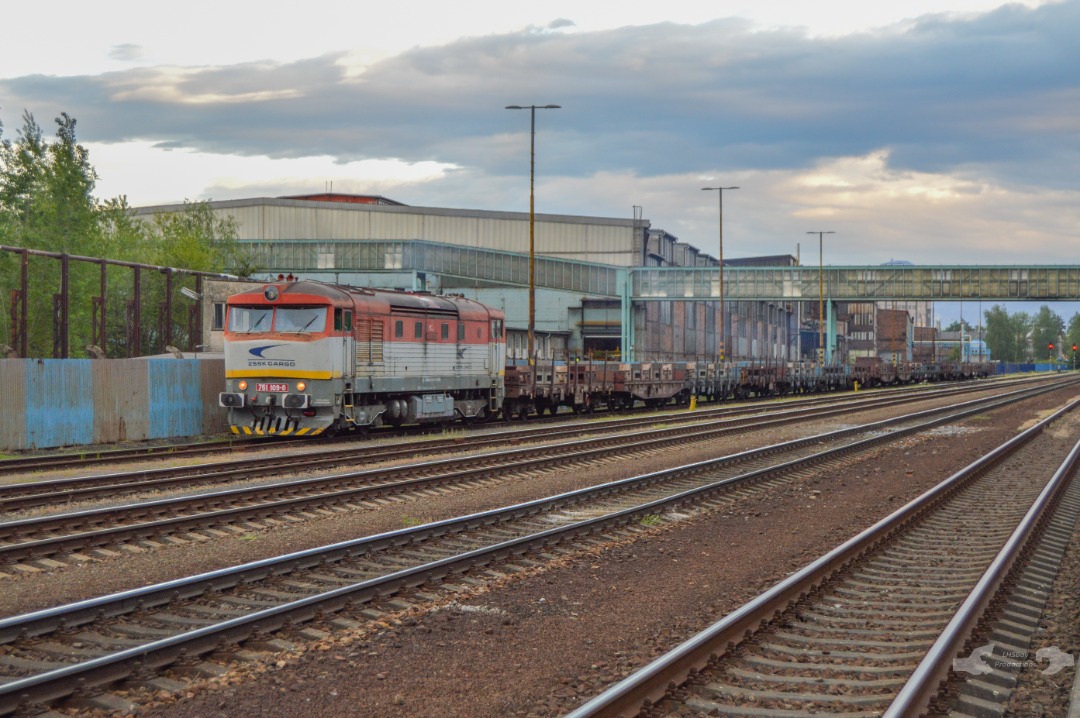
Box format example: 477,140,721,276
238,533,259,541
401,515,425,527
640,514,663,528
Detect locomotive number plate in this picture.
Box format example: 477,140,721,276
256,383,289,392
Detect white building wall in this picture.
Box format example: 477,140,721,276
136,198,645,267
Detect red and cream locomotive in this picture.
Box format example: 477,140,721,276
218,280,506,436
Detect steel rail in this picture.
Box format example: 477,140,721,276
0,435,308,473
0,383,1067,714
0,375,1037,477
562,396,1080,718
882,417,1080,716
0,378,1008,508
0,381,1063,566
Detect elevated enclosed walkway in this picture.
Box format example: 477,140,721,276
245,239,1080,302
243,239,1080,360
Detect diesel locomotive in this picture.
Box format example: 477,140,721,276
218,280,506,436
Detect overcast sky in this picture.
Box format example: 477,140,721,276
2,0,1078,299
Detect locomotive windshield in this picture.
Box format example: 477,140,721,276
228,306,273,333
227,306,327,334
275,307,327,333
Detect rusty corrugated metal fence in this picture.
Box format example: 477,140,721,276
0,358,225,452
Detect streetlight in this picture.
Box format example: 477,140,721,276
506,104,560,364
702,186,739,361
807,231,835,365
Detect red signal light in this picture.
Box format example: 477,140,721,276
1073,344,1078,352
1049,343,1055,350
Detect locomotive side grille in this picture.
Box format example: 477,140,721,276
356,318,384,365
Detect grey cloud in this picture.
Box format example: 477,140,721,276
108,44,143,62
2,1,1079,189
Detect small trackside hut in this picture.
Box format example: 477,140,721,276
218,279,506,436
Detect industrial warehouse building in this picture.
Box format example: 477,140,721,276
135,194,802,362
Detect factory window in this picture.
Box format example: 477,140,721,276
212,302,225,331
415,321,423,339
395,320,404,338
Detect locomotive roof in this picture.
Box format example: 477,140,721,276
228,280,496,318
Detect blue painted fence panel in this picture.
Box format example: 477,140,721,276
147,360,205,440
24,359,95,449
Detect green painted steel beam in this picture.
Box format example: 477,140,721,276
241,239,1080,302
631,265,1080,301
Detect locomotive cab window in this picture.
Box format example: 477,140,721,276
332,309,353,332
441,323,449,340
228,306,273,333
414,321,423,339
395,320,404,338
277,307,326,333
457,324,465,340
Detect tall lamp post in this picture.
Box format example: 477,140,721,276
807,231,835,365
702,186,739,361
506,104,560,364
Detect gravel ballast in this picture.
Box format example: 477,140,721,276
111,389,1080,718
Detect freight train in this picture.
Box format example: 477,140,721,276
218,280,992,436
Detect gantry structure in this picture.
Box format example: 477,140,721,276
243,239,1080,360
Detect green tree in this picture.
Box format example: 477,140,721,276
983,305,1011,363
148,200,251,273
130,200,255,352
0,112,106,356
984,305,1034,364
1066,313,1080,362
1,110,257,357
1009,312,1033,362
0,110,47,232
1030,305,1064,361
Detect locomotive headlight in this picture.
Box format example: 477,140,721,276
296,381,306,391
238,380,248,391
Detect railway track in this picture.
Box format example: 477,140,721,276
0,378,1069,715
0,376,1034,477
565,392,1080,717
0,378,1046,516
0,380,1066,570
